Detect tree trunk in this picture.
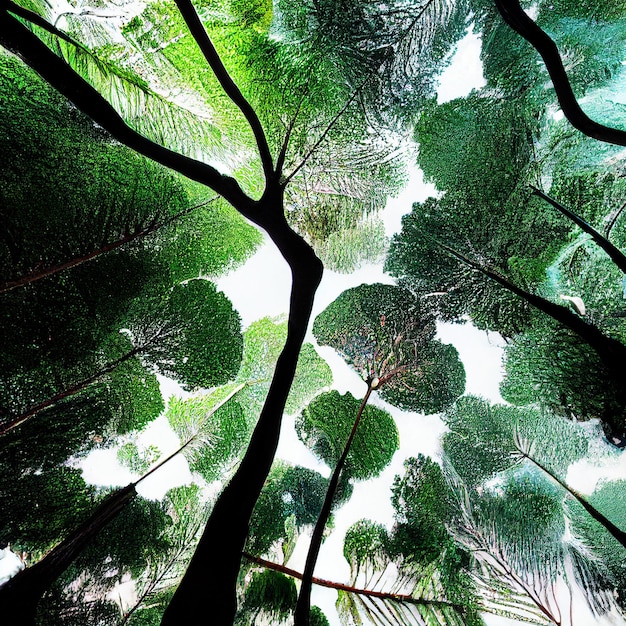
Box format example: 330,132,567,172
295,385,373,626
0,485,137,625
161,196,323,626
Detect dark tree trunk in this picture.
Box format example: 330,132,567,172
294,386,373,626
494,0,626,146
0,485,137,625
162,199,323,626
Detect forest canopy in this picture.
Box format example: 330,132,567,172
2,0,626,625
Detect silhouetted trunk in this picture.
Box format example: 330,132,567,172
0,485,137,625
531,186,626,273
494,0,626,146
162,197,323,626
295,385,374,626
0,8,323,625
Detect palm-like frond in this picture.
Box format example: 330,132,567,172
8,0,246,169
445,461,620,624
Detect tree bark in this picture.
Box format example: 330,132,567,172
162,197,322,626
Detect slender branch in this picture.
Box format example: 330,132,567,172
531,186,626,273
516,446,626,549
243,553,467,612
284,80,365,185
0,199,216,294
295,384,374,625
493,0,626,146
0,8,256,219
136,382,246,485
173,0,275,182
0,348,139,436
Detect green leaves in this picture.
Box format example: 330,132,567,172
314,283,465,413
296,390,398,481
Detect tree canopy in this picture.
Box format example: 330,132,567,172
3,0,626,625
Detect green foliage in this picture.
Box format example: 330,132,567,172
239,570,297,623
247,462,348,558
167,392,250,483
235,317,332,419
130,279,243,391
117,442,161,475
296,390,398,481
0,467,97,557
568,479,626,609
343,520,390,582
443,396,590,488
314,283,465,412
501,321,626,428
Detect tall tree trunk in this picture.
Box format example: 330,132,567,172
295,384,374,626
162,199,323,626
0,485,137,626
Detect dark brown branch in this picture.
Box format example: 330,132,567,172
243,552,466,612
0,348,139,436
494,0,626,146
0,9,255,218
173,0,275,182
531,185,626,273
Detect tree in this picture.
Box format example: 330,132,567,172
313,283,465,412
442,396,625,622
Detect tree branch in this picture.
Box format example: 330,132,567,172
0,198,216,294
531,185,626,273
0,8,256,219
494,0,626,146
243,552,467,612
173,0,275,183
